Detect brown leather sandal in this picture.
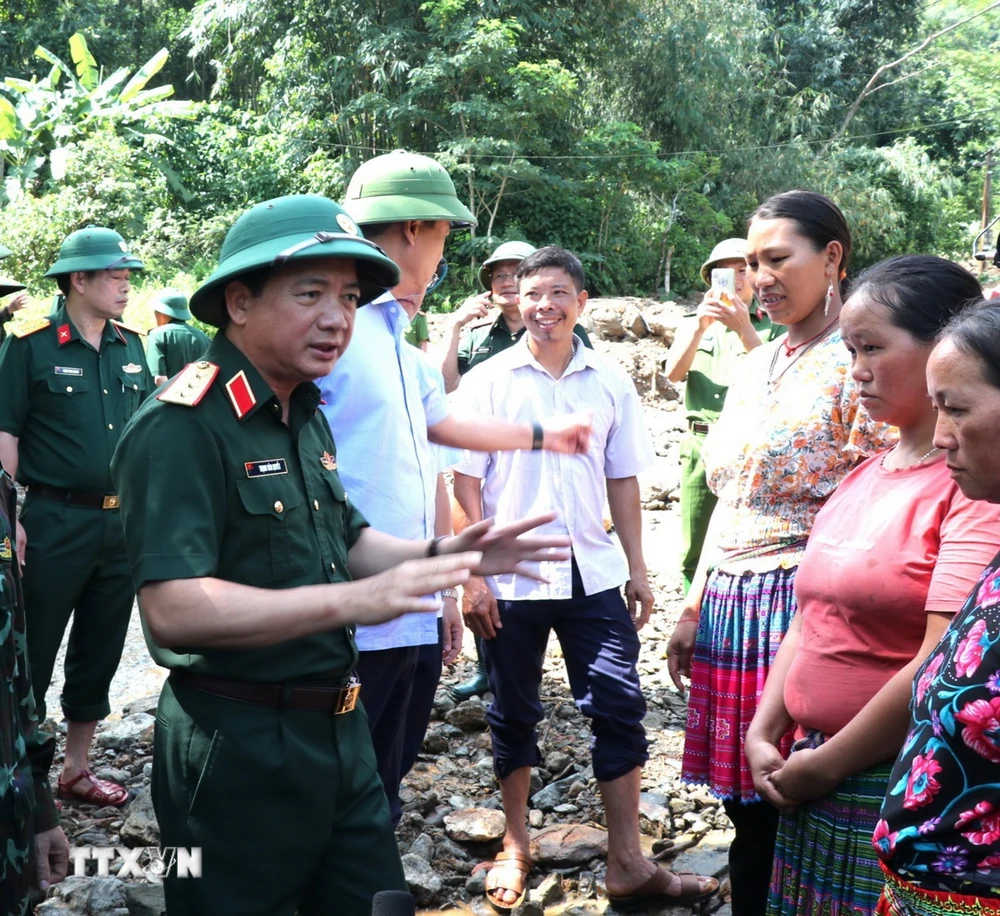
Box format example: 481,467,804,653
484,851,534,914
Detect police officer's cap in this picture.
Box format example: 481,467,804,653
479,241,536,290
700,238,747,287
344,151,477,229
45,227,144,277
189,195,402,328
152,289,193,321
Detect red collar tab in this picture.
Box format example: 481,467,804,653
57,324,72,346
225,370,257,420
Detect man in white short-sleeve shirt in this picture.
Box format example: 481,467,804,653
453,246,719,911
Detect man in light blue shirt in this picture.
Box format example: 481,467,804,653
318,151,590,825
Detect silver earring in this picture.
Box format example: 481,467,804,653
824,282,834,317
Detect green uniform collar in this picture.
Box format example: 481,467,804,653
50,303,129,350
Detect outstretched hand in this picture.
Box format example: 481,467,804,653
447,513,570,581
541,413,591,454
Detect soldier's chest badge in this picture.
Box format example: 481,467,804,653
245,458,288,478
122,363,143,374
0,536,12,561
320,451,337,471
54,366,83,376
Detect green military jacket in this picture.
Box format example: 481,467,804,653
684,309,782,426
403,311,429,349
145,319,212,379
0,303,152,491
111,333,369,682
457,313,594,375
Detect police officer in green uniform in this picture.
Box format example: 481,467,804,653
145,288,212,384
0,243,28,345
439,240,593,394
0,227,151,809
110,193,572,916
662,238,782,593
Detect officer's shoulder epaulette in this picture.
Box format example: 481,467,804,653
8,317,51,339
111,319,146,337
157,360,220,407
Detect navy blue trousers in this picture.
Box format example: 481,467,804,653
355,620,442,826
482,564,648,783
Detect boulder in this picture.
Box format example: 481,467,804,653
529,824,608,865
444,807,507,843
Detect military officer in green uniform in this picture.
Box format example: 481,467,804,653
0,227,151,808
0,243,29,345
438,240,593,393
145,288,212,384
663,237,782,593
110,193,571,916
0,257,70,916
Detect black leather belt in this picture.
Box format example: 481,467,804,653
30,484,120,510
689,421,711,435
170,669,361,714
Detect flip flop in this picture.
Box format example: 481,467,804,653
57,768,129,807
484,851,533,914
608,867,719,912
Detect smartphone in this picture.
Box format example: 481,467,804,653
711,267,736,300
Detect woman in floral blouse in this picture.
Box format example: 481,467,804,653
875,300,1000,915
667,190,893,916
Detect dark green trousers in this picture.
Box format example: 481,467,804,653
21,493,134,722
154,678,406,916
679,430,718,595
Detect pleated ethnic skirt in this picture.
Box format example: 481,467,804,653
681,565,797,803
768,762,894,916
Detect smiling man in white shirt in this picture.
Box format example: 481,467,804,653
453,246,719,913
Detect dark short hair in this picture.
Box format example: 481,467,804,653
849,255,983,343
750,190,852,294
940,300,1000,391
515,246,585,293
55,270,98,296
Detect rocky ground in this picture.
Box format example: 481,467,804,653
36,297,737,915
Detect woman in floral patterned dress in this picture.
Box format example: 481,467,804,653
667,190,894,916
744,256,1000,916
875,301,1000,915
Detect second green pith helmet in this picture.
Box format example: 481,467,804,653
189,194,402,328
45,227,144,277
479,241,537,290
343,151,477,229
0,241,25,297
152,289,193,321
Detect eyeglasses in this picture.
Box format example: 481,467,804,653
272,231,386,266
427,258,448,294
492,271,517,283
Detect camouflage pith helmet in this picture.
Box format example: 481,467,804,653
189,194,401,328
44,227,144,277
343,151,477,229
700,237,747,286
152,289,193,321
479,241,537,290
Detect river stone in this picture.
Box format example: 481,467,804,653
530,783,562,811
120,788,160,846
444,700,489,731
125,881,167,916
529,824,608,865
95,713,156,750
409,832,435,863
122,695,161,718
401,853,443,905
35,876,130,915
529,872,563,907
444,807,507,843
670,828,734,878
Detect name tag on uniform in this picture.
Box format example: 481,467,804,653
245,458,288,478
121,363,143,374
54,366,83,376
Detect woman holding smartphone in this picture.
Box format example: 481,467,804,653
668,190,893,916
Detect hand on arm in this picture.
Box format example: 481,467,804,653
607,476,653,630
770,611,952,805
744,612,801,811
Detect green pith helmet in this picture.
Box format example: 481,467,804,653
189,194,401,328
343,150,477,229
44,227,144,277
479,241,537,290
0,276,25,297
700,237,747,286
152,289,193,321
0,243,11,259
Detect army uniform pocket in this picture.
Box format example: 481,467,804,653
114,367,148,417
235,480,309,584
42,375,91,427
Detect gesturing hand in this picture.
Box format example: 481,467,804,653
447,513,571,581
542,412,591,454
452,293,493,328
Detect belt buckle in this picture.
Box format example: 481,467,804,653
334,683,360,715
102,494,120,510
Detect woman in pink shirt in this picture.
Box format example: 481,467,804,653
745,255,1000,916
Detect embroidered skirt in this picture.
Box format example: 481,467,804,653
681,565,797,802
876,862,1000,915
768,762,894,916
